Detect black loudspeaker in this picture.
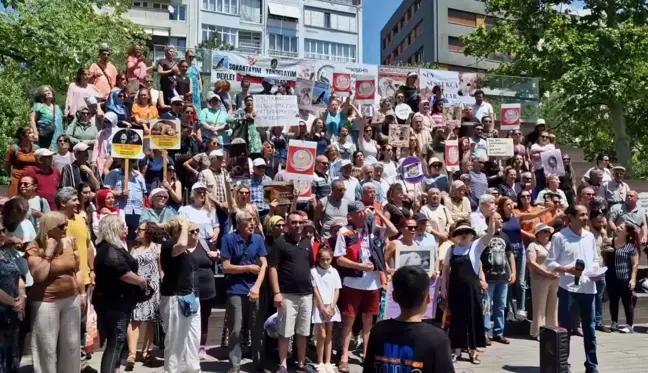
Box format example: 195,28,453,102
539,326,570,373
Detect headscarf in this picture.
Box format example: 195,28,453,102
105,88,126,116
96,189,118,218
265,215,284,235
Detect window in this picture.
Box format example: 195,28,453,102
201,24,237,47
132,1,148,7
305,9,357,33
448,9,477,27
240,0,262,23
304,39,356,62
415,21,423,38
484,16,496,28
169,37,187,49
304,9,325,28
169,4,187,21
416,48,424,62
448,36,465,52
268,34,298,56
202,0,238,15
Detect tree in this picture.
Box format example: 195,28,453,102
461,0,648,176
196,33,235,51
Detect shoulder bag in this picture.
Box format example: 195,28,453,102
176,255,199,317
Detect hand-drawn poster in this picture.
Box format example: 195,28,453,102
486,138,514,157
149,119,181,150
223,142,249,180
110,128,145,159
377,66,418,102
540,149,565,176
254,95,299,127
388,124,411,148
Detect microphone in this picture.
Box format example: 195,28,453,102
574,259,585,285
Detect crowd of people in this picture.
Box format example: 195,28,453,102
0,42,644,373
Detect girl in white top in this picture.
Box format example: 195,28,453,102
311,246,342,373
357,119,379,165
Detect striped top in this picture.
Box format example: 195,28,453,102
613,243,637,280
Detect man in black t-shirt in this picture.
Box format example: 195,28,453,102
363,266,454,373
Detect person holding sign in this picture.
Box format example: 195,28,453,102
323,98,347,139
131,88,159,133
104,160,147,241
227,95,263,157
199,92,229,145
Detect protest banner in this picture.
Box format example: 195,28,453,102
110,128,144,159
254,95,299,127
354,75,376,105
295,78,314,111
263,182,295,205
419,69,476,107
285,140,317,180
332,72,352,96
311,81,331,109
297,61,378,104
401,156,424,183
210,51,299,93
540,149,565,176
377,66,418,102
486,138,514,157
388,124,410,148
223,142,249,181
445,139,460,172
500,103,521,131
385,279,439,319
149,119,181,150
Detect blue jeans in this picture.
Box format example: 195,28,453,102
595,277,606,327
557,288,598,372
484,282,508,337
510,243,527,312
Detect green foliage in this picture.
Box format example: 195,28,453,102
392,61,438,69
0,63,32,166
196,33,235,52
461,0,648,177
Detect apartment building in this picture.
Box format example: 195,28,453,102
198,0,363,62
380,0,506,71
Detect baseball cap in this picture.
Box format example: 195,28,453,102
73,143,90,152
486,187,500,195
428,157,442,166
340,159,352,168
209,149,224,159
373,162,384,169
415,213,428,222
536,118,546,126
170,96,183,104
253,158,267,167
407,71,418,79
150,188,167,199
348,201,366,214
191,182,207,191
84,95,98,106
35,148,55,157
206,91,220,102
385,110,396,118
263,78,276,85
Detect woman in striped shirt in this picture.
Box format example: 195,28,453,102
607,223,639,333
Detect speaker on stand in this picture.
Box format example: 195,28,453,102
539,326,570,373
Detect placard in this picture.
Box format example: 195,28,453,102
445,139,460,172
444,119,461,129
110,128,144,159
263,182,295,205
377,66,418,101
332,73,352,96
395,245,435,273
354,75,376,105
223,143,249,181
254,95,299,127
312,81,331,109
297,60,378,105
394,103,413,121
296,78,314,111
285,140,317,180
288,177,313,202
500,103,521,131
540,149,565,176
388,124,410,148
385,279,439,319
486,138,514,157
638,192,648,210
400,156,424,183
419,69,476,107
149,119,181,150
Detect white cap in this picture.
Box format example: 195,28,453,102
73,143,90,152
340,159,352,168
83,95,97,106
150,188,167,198
191,182,208,191
253,158,267,167
170,96,183,104
104,112,118,127
206,91,220,101
536,118,546,126
34,148,55,157
209,149,224,159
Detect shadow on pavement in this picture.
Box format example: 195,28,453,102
502,365,540,373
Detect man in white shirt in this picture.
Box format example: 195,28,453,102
338,160,360,202
545,204,600,373
472,90,494,123
470,194,496,237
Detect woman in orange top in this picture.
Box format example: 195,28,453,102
131,88,159,134
514,190,550,245
4,127,38,197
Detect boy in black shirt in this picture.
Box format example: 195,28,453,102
363,266,455,373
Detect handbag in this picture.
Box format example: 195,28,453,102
177,257,199,317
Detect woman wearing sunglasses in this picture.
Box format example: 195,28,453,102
25,212,86,373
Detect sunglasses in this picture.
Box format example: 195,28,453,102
102,52,110,56
185,111,195,115
189,229,199,234
405,226,417,231
238,191,250,195
187,55,196,58
540,135,549,139
79,111,90,115
19,182,33,187
454,230,473,237
521,195,531,198
57,139,67,143
431,163,442,168
156,195,168,199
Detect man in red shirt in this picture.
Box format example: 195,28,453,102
23,148,60,210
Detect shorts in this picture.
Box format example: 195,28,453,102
277,294,313,338
339,287,381,318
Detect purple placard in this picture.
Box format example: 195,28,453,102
385,278,440,319
400,156,424,184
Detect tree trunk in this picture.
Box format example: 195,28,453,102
609,100,632,177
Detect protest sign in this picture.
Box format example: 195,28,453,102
486,138,514,157
110,128,144,159
395,246,435,273
638,192,648,210
394,103,413,121
445,139,460,172
223,142,249,180
295,78,314,111
354,75,376,105
254,95,299,127
286,140,317,180
385,279,439,319
297,61,378,104
419,69,476,107
263,182,295,205
388,124,410,148
312,81,331,109
288,177,313,202
332,73,352,96
444,119,461,129
149,119,181,150
401,156,424,183
540,149,565,176
377,66,418,101
500,103,521,131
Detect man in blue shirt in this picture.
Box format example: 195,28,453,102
250,158,272,221
221,210,268,373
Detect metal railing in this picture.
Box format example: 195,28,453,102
268,49,299,58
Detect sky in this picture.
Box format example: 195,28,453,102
361,0,587,65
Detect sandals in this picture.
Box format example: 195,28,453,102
338,362,350,373
469,353,481,365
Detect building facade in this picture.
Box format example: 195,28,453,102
380,0,505,71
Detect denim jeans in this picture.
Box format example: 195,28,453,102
484,282,509,337
557,288,598,373
97,308,130,373
510,243,527,312
595,277,606,327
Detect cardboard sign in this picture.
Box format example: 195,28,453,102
638,192,648,210
486,138,514,157
110,128,144,159
263,182,295,205
385,278,439,319
500,103,521,131
254,95,299,127
444,119,460,129
149,119,181,150
223,143,249,181
288,177,313,202
445,139,460,172
377,66,418,101
311,81,331,109
332,73,352,96
395,103,413,120
401,156,424,183
354,75,376,105
295,78,314,111
285,140,317,180
388,124,411,148
540,149,565,176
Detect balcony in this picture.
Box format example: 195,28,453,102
238,31,262,54
268,49,299,58
313,0,361,5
